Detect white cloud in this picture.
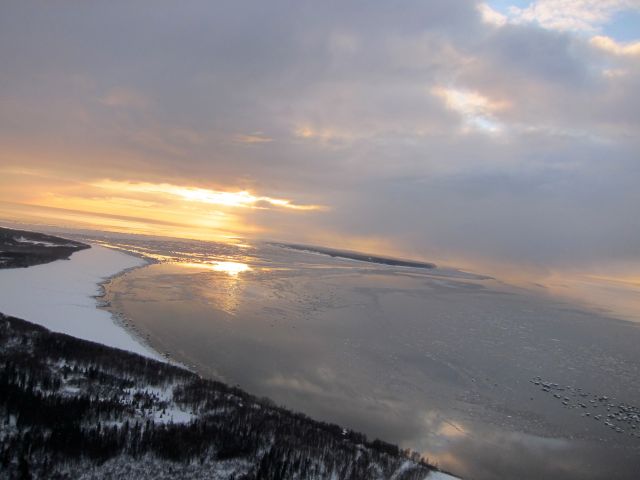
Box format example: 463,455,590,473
431,86,509,133
507,0,640,33
478,3,508,26
591,35,640,55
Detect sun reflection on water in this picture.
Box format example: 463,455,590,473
210,261,252,275
179,261,251,315
183,261,252,276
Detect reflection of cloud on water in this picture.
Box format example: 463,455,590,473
436,421,467,439
265,365,365,402
315,366,337,383
263,370,429,439
266,373,332,397
418,411,471,457
425,427,637,480
97,235,640,479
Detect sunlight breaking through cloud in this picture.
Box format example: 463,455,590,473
92,180,324,211
431,86,509,134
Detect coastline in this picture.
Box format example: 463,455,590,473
98,264,201,373
93,248,198,371
93,251,165,362
90,243,191,367
0,243,163,360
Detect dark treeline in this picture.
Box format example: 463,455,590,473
0,314,443,479
270,243,437,269
0,227,89,269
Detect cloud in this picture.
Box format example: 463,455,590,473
506,0,640,33
92,180,324,211
234,132,273,144
99,87,150,109
431,86,509,133
477,3,508,26
590,35,640,55
0,0,638,270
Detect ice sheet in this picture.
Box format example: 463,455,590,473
0,244,161,359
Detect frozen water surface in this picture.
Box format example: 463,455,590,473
0,244,160,359
95,237,640,480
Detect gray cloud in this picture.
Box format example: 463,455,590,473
0,0,638,268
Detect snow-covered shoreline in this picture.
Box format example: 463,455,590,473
0,243,162,360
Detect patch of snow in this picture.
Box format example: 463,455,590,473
153,406,196,424
0,244,161,360
13,235,75,247
76,454,253,480
124,385,175,402
62,386,81,395
390,460,414,480
427,471,461,480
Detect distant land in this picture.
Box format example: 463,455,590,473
271,242,437,270
0,227,89,269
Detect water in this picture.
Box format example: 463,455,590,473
93,234,640,479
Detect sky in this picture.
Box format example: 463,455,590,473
1,0,639,276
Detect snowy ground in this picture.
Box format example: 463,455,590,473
0,244,161,359
13,235,78,247
427,472,459,480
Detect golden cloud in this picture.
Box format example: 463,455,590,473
92,180,324,211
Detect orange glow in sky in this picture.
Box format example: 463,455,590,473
92,180,323,211
0,168,325,242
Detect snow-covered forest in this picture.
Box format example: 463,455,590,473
0,313,446,480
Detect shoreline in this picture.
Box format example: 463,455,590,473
0,242,163,360
93,250,164,362
94,249,197,371
80,243,169,363
91,244,199,372
98,263,201,374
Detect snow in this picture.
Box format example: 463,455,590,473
121,384,196,425
390,460,414,480
427,472,461,480
153,406,196,424
0,244,162,360
13,235,75,247
75,454,253,480
136,386,175,402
